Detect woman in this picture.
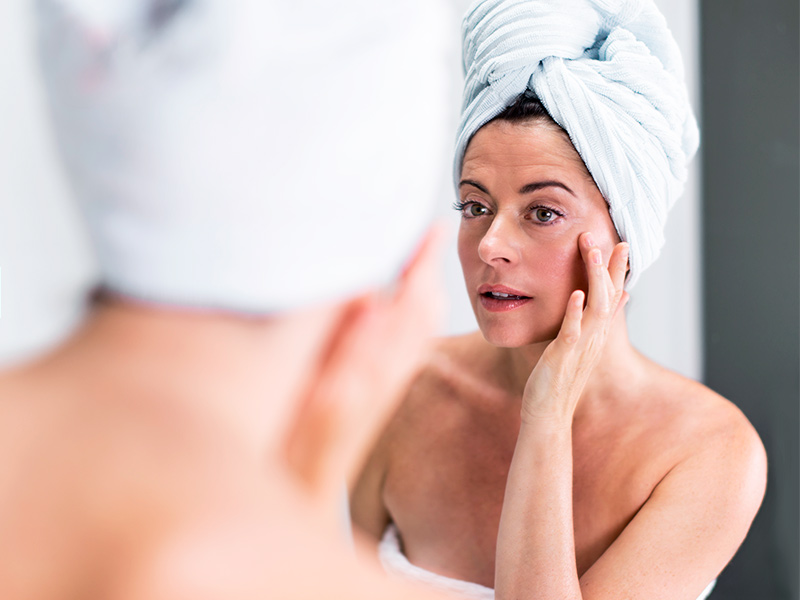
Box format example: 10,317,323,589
350,1,766,599
0,1,453,598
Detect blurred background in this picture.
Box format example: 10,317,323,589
0,0,796,597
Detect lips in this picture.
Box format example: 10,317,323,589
478,285,532,312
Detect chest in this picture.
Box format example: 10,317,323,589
383,407,668,584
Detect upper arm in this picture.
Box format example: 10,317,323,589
579,414,767,600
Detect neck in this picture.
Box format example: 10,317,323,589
51,295,343,462
498,309,644,415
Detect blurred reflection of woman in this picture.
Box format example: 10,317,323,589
351,1,766,599
0,1,455,599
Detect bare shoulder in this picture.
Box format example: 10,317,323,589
350,331,487,538
0,363,258,597
0,365,72,477
587,360,771,590
0,366,107,596
0,361,246,542
646,361,764,451
376,330,509,456
640,360,767,517
395,331,498,417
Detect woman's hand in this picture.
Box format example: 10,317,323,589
497,232,764,600
496,233,628,600
520,232,629,427
284,226,446,512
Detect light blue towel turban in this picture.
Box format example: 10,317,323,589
455,0,699,288
36,0,451,313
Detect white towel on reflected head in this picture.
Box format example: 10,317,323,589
454,0,699,288
36,0,452,313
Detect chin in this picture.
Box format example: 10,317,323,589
478,320,559,348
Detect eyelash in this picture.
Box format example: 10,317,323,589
452,200,565,225
452,200,485,217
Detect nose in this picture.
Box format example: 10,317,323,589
477,213,520,266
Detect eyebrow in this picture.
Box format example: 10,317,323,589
458,179,490,194
518,180,575,196
458,179,575,197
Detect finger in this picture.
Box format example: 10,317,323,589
288,224,449,496
579,232,612,320
556,289,584,347
283,294,378,494
613,290,630,320
378,224,447,398
343,224,446,481
397,222,447,292
313,221,446,415
393,223,447,335
607,242,629,297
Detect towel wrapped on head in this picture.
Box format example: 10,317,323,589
454,0,699,288
37,0,451,314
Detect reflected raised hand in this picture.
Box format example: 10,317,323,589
284,226,446,510
521,232,629,426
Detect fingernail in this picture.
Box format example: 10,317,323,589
585,233,595,247
591,249,602,264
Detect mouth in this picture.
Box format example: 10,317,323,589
478,285,532,312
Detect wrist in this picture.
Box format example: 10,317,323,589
518,414,573,438
519,406,574,432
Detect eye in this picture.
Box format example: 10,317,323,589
527,205,564,225
467,203,489,217
453,200,491,219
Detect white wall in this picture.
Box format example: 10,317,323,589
0,0,701,380
626,0,703,380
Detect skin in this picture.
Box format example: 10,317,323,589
0,229,450,600
351,120,767,600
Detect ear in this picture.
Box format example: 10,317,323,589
282,226,446,508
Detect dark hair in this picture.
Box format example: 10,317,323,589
488,92,592,181
493,93,554,123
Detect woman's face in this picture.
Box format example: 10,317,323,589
457,119,620,347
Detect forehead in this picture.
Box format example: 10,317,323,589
461,119,592,184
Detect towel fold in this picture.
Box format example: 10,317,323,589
37,0,451,313
454,0,699,288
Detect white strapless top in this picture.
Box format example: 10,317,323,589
378,524,717,600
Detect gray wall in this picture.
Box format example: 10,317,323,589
701,1,799,599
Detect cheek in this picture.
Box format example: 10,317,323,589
590,205,621,256
457,227,480,278
522,238,587,295
596,225,621,259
